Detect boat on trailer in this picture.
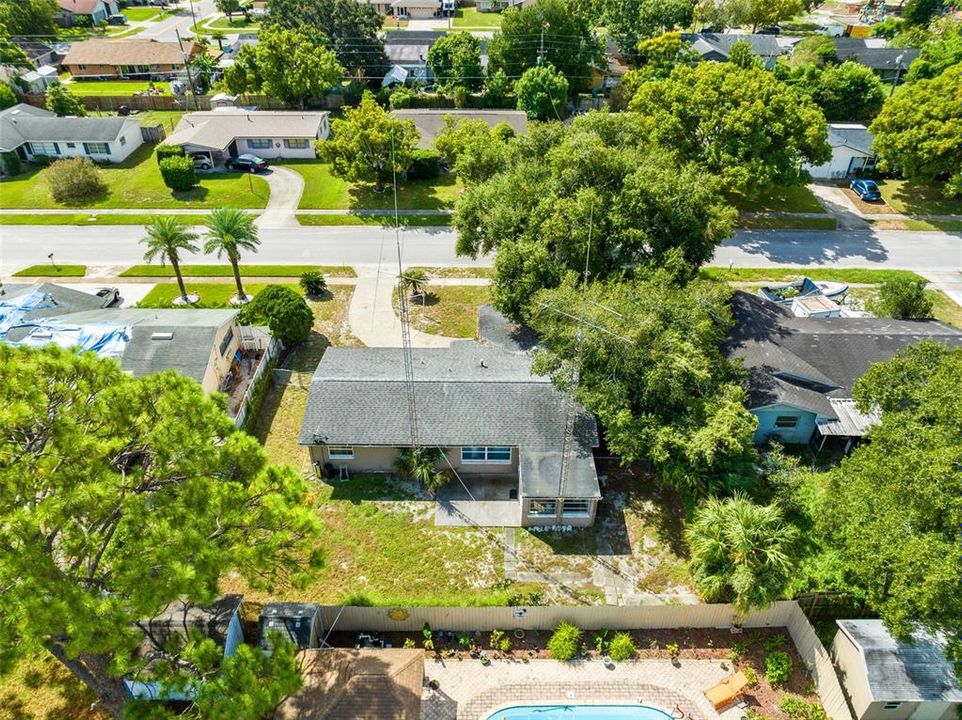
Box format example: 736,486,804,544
758,277,849,305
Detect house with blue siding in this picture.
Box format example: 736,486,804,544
723,291,962,453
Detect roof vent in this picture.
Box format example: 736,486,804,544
151,332,173,340
480,358,487,368
32,331,53,339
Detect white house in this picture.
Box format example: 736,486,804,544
0,103,143,163
18,65,59,94
163,110,330,161
805,123,876,179
831,620,962,720
56,0,119,25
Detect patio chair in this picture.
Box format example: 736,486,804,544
704,670,749,711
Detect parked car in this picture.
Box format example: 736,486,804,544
107,14,128,24
757,25,781,34
850,178,882,202
225,154,268,173
190,154,213,170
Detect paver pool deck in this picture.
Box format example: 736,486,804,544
422,658,743,720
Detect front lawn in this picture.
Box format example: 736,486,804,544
408,266,496,279
121,6,165,21
930,290,962,328
877,179,962,216
137,282,300,308
0,213,209,225
904,219,962,231
0,144,269,209
700,267,926,284
739,215,837,230
281,287,359,372
120,264,356,278
64,80,169,95
205,14,260,29
283,161,461,210
0,652,107,720
729,185,826,213
405,284,491,338
453,7,504,27
296,213,452,226
13,264,86,277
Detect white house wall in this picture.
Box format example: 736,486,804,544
805,146,875,179
236,137,317,159
23,120,143,163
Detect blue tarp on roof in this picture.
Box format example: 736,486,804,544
14,321,131,357
0,289,58,336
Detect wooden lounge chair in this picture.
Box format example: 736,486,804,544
704,670,749,710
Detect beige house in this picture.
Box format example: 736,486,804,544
390,109,528,149
164,110,330,161
61,39,204,79
831,620,962,720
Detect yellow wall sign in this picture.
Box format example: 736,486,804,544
387,608,410,622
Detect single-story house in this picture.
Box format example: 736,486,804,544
390,0,451,19
390,109,528,149
61,39,204,80
830,620,962,720
18,65,59,93
56,0,119,25
299,321,602,527
275,648,424,720
355,0,393,13
164,110,330,160
831,39,919,82
124,595,245,701
478,0,534,9
0,103,144,163
684,33,793,68
384,31,488,85
804,123,875,179
11,38,61,68
722,291,962,452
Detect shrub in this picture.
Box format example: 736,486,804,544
608,632,637,661
489,629,511,653
389,85,417,109
666,641,680,659
159,155,197,191
403,637,416,649
0,82,16,111
763,633,786,652
727,641,747,662
2,151,21,176
868,277,933,319
156,144,186,164
764,650,793,684
299,270,327,296
407,148,441,180
238,284,314,346
45,157,105,204
547,621,581,661
779,694,827,720
743,665,758,686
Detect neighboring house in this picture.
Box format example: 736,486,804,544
831,38,919,82
11,38,62,68
804,123,876,179
831,620,962,720
56,0,119,25
299,325,602,528
0,103,144,163
61,39,204,79
276,648,424,720
384,31,489,85
355,0,393,12
478,0,532,9
18,65,59,93
124,595,245,701
390,0,450,19
722,291,962,452
391,109,528,149
163,110,330,160
684,33,793,68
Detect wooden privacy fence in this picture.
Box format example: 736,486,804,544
22,92,345,113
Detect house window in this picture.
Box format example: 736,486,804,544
562,499,591,517
461,446,512,463
529,500,557,517
283,138,310,149
247,138,273,149
66,142,76,149
883,704,901,711
327,446,354,460
84,142,110,155
29,141,60,155
774,416,799,429
219,327,234,357
119,135,127,146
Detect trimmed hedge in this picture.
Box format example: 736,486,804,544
407,149,441,180
159,155,196,191
156,144,186,165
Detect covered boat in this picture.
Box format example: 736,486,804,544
758,277,848,305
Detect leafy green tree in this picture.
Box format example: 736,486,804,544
427,32,482,93
526,271,758,493
903,0,942,26
0,26,30,67
188,51,219,94
514,63,569,120
320,91,418,190
215,0,242,19
812,61,886,121
488,0,602,91
728,40,764,69
904,19,962,82
617,32,699,105
435,116,512,183
629,61,831,194
238,284,314,346
867,277,934,319
0,345,321,716
482,68,513,108
870,64,962,195
603,0,695,63
0,0,57,37
45,83,86,117
263,0,385,77
141,217,200,305
790,35,837,67
204,208,261,302
686,494,798,613
726,0,804,32
0,81,16,110
818,342,962,667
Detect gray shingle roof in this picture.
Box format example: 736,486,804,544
391,110,528,149
724,291,962,416
299,342,600,497
686,33,788,60
0,104,132,152
827,123,874,155
832,41,919,70
837,620,962,702
1,282,112,318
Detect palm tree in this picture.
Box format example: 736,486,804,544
204,208,260,303
399,268,429,298
141,217,200,305
394,447,450,494
685,494,798,615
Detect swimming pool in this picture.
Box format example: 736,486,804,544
487,705,675,720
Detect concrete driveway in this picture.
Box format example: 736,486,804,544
254,165,304,229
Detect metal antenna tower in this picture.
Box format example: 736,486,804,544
392,132,419,449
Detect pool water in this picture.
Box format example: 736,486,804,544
488,705,674,720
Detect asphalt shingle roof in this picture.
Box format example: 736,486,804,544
827,123,874,155
837,620,962,702
62,39,201,68
391,110,528,149
165,110,328,151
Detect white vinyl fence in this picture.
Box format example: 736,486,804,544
233,335,280,428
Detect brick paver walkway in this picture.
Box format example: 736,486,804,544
422,658,741,720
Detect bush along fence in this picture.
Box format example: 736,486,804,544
235,332,280,430
22,92,345,114
307,601,852,720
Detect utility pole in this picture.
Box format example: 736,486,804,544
175,28,196,111
538,26,545,65
891,53,904,92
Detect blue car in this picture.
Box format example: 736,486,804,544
850,178,882,202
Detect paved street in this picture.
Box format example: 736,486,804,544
2,226,959,274
140,0,216,42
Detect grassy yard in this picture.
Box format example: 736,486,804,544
408,266,496,279
13,264,86,277
839,287,962,329
904,219,962,231
729,185,826,213
739,215,837,230
137,282,300,308
382,15,409,28
120,264,356,278
700,267,927,284
405,284,492,338
121,6,167,20
0,213,210,225
878,179,962,216
204,14,260,29
64,80,169,95
453,7,504,27
283,161,462,210
296,213,452,226
0,652,107,720
0,144,269,210
282,287,360,372
135,109,185,131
